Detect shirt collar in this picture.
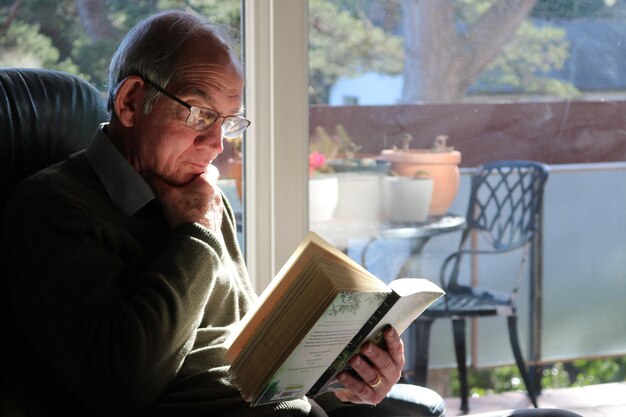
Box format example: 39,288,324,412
85,123,155,216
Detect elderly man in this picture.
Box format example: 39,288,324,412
2,10,444,417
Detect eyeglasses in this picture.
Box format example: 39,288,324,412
141,76,251,139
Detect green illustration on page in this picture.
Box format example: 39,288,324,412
253,291,387,405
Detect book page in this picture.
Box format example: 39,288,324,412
310,278,445,395
386,278,445,334
225,231,386,362
342,279,444,365
252,291,389,406
224,236,319,359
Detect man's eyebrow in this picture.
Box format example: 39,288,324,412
185,86,216,105
185,86,243,115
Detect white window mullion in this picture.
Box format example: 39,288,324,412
244,0,309,291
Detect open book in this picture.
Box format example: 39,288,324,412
224,231,444,406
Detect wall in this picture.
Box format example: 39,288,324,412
309,101,626,166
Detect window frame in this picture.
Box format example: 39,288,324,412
243,0,309,291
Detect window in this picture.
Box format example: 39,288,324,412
307,0,626,372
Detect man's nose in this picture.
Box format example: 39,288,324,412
195,122,224,152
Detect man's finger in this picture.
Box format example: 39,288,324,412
204,164,220,186
382,327,405,364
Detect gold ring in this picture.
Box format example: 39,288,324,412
368,373,383,388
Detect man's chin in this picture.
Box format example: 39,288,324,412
179,172,204,186
155,174,198,187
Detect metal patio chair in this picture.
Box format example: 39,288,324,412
412,160,549,414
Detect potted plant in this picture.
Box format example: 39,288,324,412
308,151,339,223
382,170,433,223
379,134,461,217
310,125,389,223
312,124,390,174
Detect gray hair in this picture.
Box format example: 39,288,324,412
107,10,242,115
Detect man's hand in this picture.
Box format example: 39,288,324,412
143,165,224,232
334,326,405,405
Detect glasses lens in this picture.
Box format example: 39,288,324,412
222,116,251,139
186,107,250,137
187,107,219,131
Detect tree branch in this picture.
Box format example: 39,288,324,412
463,0,538,81
75,0,115,41
0,0,21,38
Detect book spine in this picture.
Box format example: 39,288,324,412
306,291,400,396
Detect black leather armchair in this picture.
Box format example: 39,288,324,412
0,68,108,414
0,67,109,214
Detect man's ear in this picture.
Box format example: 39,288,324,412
113,76,145,127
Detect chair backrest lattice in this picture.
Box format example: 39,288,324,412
444,160,549,289
469,161,549,252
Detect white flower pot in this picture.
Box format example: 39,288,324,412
309,176,339,222
333,173,383,222
382,176,434,223
379,149,461,216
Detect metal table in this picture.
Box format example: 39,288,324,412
361,214,466,278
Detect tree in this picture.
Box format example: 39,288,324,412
401,0,544,103
0,0,401,105
308,0,404,104
76,0,115,41
0,0,19,37
1,0,613,103
0,0,242,88
309,0,587,104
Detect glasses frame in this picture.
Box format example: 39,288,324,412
140,76,250,139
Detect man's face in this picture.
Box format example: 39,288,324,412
131,43,244,186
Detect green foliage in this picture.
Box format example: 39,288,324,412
1,0,621,103
569,357,626,386
13,0,80,60
0,19,81,75
455,0,499,24
473,20,580,98
449,357,626,397
313,0,581,101
329,292,363,316
0,0,241,92
532,0,617,19
308,0,403,103
71,37,120,87
187,0,242,26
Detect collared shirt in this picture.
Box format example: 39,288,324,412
84,123,155,216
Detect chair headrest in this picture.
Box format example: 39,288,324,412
0,68,109,208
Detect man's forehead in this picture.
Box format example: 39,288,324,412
179,33,241,69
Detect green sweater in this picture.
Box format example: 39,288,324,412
3,149,341,416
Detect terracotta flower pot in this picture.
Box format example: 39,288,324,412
227,157,243,201
379,149,461,216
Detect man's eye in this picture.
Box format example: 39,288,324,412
198,109,218,124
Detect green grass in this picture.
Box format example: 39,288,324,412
450,357,626,397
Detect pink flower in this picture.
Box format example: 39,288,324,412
309,151,326,175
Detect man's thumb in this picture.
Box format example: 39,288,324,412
204,164,220,186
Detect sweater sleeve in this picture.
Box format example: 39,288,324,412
4,180,228,415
